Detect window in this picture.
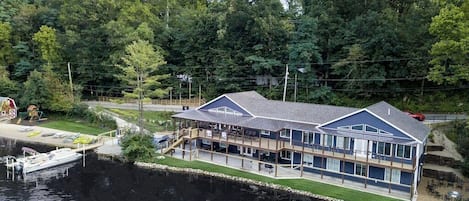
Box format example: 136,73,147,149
355,163,367,176
280,150,291,160
326,158,340,172
385,168,401,184
303,154,313,166
379,130,389,135
352,124,363,131
338,126,350,130
208,106,243,116
396,144,411,159
377,142,392,156
260,130,270,136
303,132,314,144
201,139,211,145
323,135,334,147
336,137,351,150
314,132,321,144
365,125,378,133
280,129,290,138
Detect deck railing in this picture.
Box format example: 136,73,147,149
178,127,414,171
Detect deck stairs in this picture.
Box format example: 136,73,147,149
163,136,185,154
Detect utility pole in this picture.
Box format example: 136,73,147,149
198,84,201,106
165,0,169,29
67,62,74,101
294,72,298,102
282,64,289,102
188,79,192,104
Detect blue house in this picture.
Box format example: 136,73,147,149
171,91,429,199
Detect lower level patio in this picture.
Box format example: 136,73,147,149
164,141,413,201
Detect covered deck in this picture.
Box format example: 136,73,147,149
176,127,415,171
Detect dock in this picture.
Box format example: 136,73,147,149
0,123,110,152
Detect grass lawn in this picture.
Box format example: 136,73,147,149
39,120,111,135
106,109,174,132
148,156,400,201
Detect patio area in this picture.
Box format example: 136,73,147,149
164,141,412,201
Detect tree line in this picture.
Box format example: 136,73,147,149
0,0,467,112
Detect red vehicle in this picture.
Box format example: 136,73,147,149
406,111,425,121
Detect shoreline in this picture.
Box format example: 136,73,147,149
135,161,343,201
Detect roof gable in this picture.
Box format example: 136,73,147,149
198,96,252,116
320,110,413,141
366,101,430,142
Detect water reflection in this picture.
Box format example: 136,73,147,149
0,139,319,201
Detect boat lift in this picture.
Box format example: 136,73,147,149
4,146,86,181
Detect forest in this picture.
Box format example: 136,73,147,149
0,0,467,113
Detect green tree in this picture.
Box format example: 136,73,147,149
332,44,385,97
0,66,18,97
428,2,469,84
119,40,168,133
32,25,61,69
0,22,14,67
20,70,51,110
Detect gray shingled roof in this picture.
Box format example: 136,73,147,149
174,91,429,142
366,101,430,142
173,110,319,132
225,91,358,124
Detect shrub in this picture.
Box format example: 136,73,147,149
121,134,155,162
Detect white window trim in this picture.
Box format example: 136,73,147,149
354,163,367,177
260,130,270,136
326,158,340,172
303,132,315,144
336,136,351,150
376,142,392,156
208,106,243,116
303,154,314,167
395,144,412,159
280,150,291,160
385,168,401,184
280,129,290,139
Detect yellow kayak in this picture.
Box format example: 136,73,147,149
27,131,41,137
73,135,94,144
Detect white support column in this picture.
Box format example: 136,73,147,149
412,143,421,197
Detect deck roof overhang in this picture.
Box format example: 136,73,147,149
173,110,319,132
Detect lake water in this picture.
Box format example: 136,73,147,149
0,139,319,201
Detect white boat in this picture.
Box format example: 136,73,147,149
5,147,82,174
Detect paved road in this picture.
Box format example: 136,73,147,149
83,101,185,113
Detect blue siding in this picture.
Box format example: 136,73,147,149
321,111,412,140
262,131,278,140
401,172,413,185
301,166,411,193
303,166,321,174
369,166,385,180
199,96,251,116
344,162,354,174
